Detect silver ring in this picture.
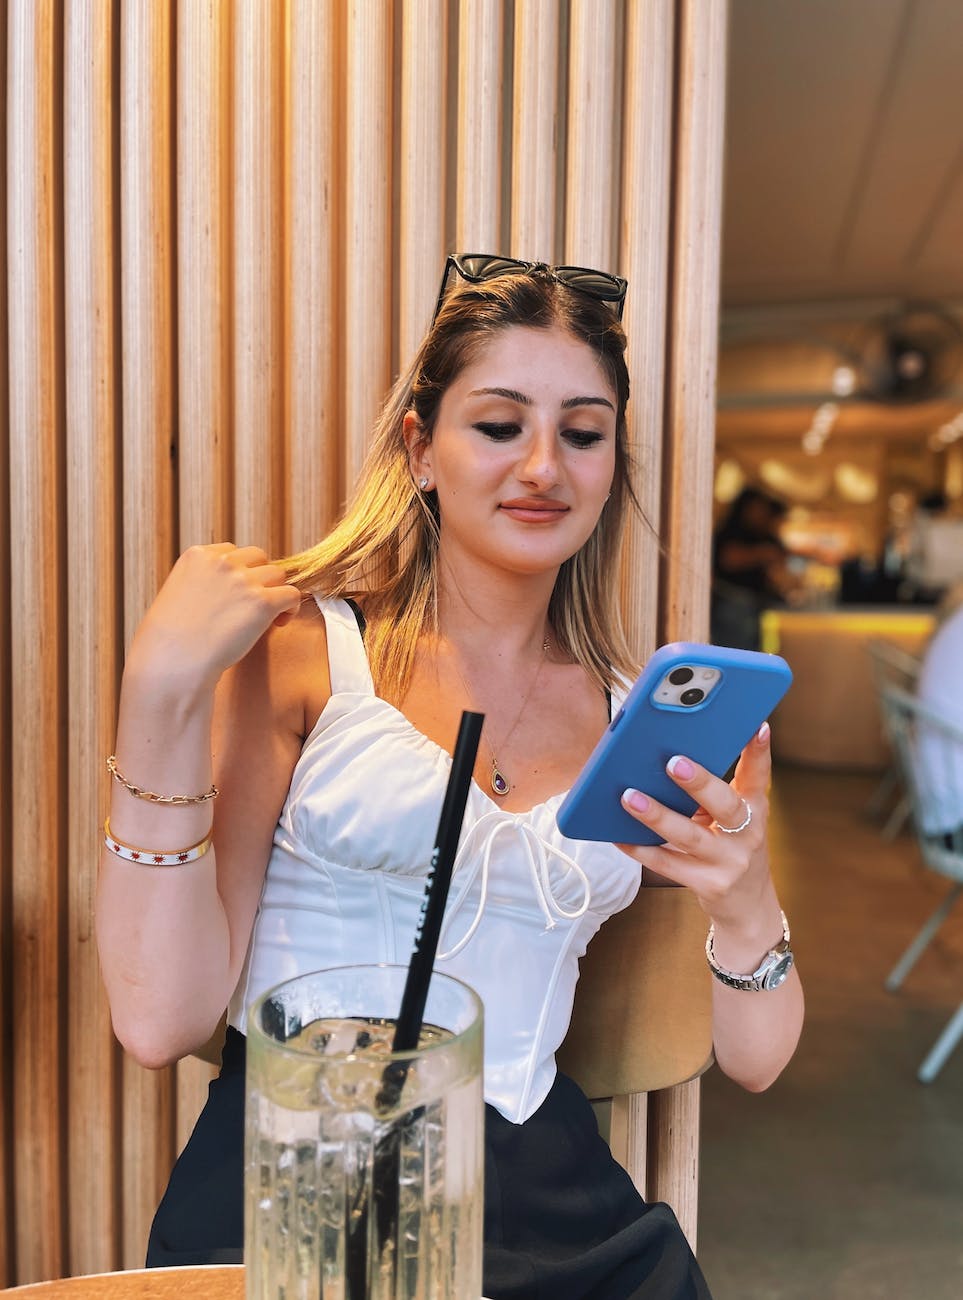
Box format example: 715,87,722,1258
715,799,752,834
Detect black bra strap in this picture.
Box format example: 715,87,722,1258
344,597,367,640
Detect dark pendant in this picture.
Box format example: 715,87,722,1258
490,762,510,796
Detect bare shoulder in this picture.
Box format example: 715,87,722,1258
218,595,330,743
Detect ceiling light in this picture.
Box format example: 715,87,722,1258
835,463,878,504
714,459,745,503
800,402,838,454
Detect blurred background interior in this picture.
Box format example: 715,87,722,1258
699,3,963,1298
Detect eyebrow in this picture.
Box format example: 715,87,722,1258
467,386,615,413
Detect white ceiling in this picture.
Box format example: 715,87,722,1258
723,0,963,312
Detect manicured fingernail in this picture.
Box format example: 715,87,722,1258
666,755,694,780
757,721,771,744
622,788,649,813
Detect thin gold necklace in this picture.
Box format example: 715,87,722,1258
451,635,551,796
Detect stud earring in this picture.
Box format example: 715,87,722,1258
419,477,430,490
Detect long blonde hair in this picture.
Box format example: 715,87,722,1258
282,269,639,696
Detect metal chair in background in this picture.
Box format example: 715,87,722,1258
865,639,923,839
880,683,963,1082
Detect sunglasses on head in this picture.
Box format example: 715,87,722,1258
432,254,628,324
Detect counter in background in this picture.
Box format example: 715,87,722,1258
760,607,936,769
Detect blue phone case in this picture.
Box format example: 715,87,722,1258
556,642,792,846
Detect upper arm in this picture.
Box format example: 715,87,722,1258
210,598,330,987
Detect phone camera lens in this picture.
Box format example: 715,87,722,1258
680,687,705,706
669,667,694,685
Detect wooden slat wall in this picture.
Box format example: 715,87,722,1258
8,0,67,1283
118,1,178,1273
647,0,728,1245
0,0,10,1271
286,0,338,553
63,0,119,1275
0,1,727,1283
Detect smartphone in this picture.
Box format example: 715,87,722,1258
556,642,792,846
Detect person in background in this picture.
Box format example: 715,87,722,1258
96,256,803,1300
915,583,963,845
710,487,799,650
904,491,963,604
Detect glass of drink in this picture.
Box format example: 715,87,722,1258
245,964,484,1299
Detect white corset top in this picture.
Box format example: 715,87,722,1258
229,598,643,1123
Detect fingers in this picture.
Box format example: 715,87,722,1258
175,542,302,636
616,726,776,916
618,725,772,856
731,720,773,800
662,752,751,833
206,545,300,609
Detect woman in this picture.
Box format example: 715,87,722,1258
96,256,803,1299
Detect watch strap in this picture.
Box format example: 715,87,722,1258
705,911,792,992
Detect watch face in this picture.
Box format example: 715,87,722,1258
761,950,794,990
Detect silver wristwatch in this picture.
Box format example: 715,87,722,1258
705,911,794,991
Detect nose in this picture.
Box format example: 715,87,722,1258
517,426,560,489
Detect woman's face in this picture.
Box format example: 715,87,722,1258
408,325,618,578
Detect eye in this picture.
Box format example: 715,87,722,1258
563,428,606,449
473,421,521,441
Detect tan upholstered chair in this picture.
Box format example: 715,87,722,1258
558,886,713,1246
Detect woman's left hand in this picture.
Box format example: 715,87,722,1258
617,720,774,929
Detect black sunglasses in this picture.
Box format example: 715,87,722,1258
432,253,628,323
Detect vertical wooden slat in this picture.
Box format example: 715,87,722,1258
647,0,729,1253
564,0,620,269
173,0,235,1157
8,0,65,1282
398,0,447,367
176,0,232,549
175,1055,217,1163
233,0,284,554
0,0,13,1283
647,1078,701,1251
455,0,503,249
343,0,393,489
619,0,675,659
286,0,338,549
119,0,176,1269
660,0,728,644
510,0,561,262
63,0,119,1275
609,1092,648,1199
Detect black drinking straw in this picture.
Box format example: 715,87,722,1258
390,709,485,1054
344,710,485,1299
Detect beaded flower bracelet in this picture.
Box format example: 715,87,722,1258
103,819,213,867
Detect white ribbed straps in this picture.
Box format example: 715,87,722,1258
314,596,376,696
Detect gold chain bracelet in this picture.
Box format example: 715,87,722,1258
106,755,218,805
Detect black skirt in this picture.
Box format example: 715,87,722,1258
147,1029,712,1300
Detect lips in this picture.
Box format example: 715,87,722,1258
499,497,569,523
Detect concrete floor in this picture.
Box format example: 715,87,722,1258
698,764,963,1300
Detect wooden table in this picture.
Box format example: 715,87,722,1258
0,1266,244,1297
0,1268,489,1298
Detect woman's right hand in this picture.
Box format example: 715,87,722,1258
128,542,302,692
